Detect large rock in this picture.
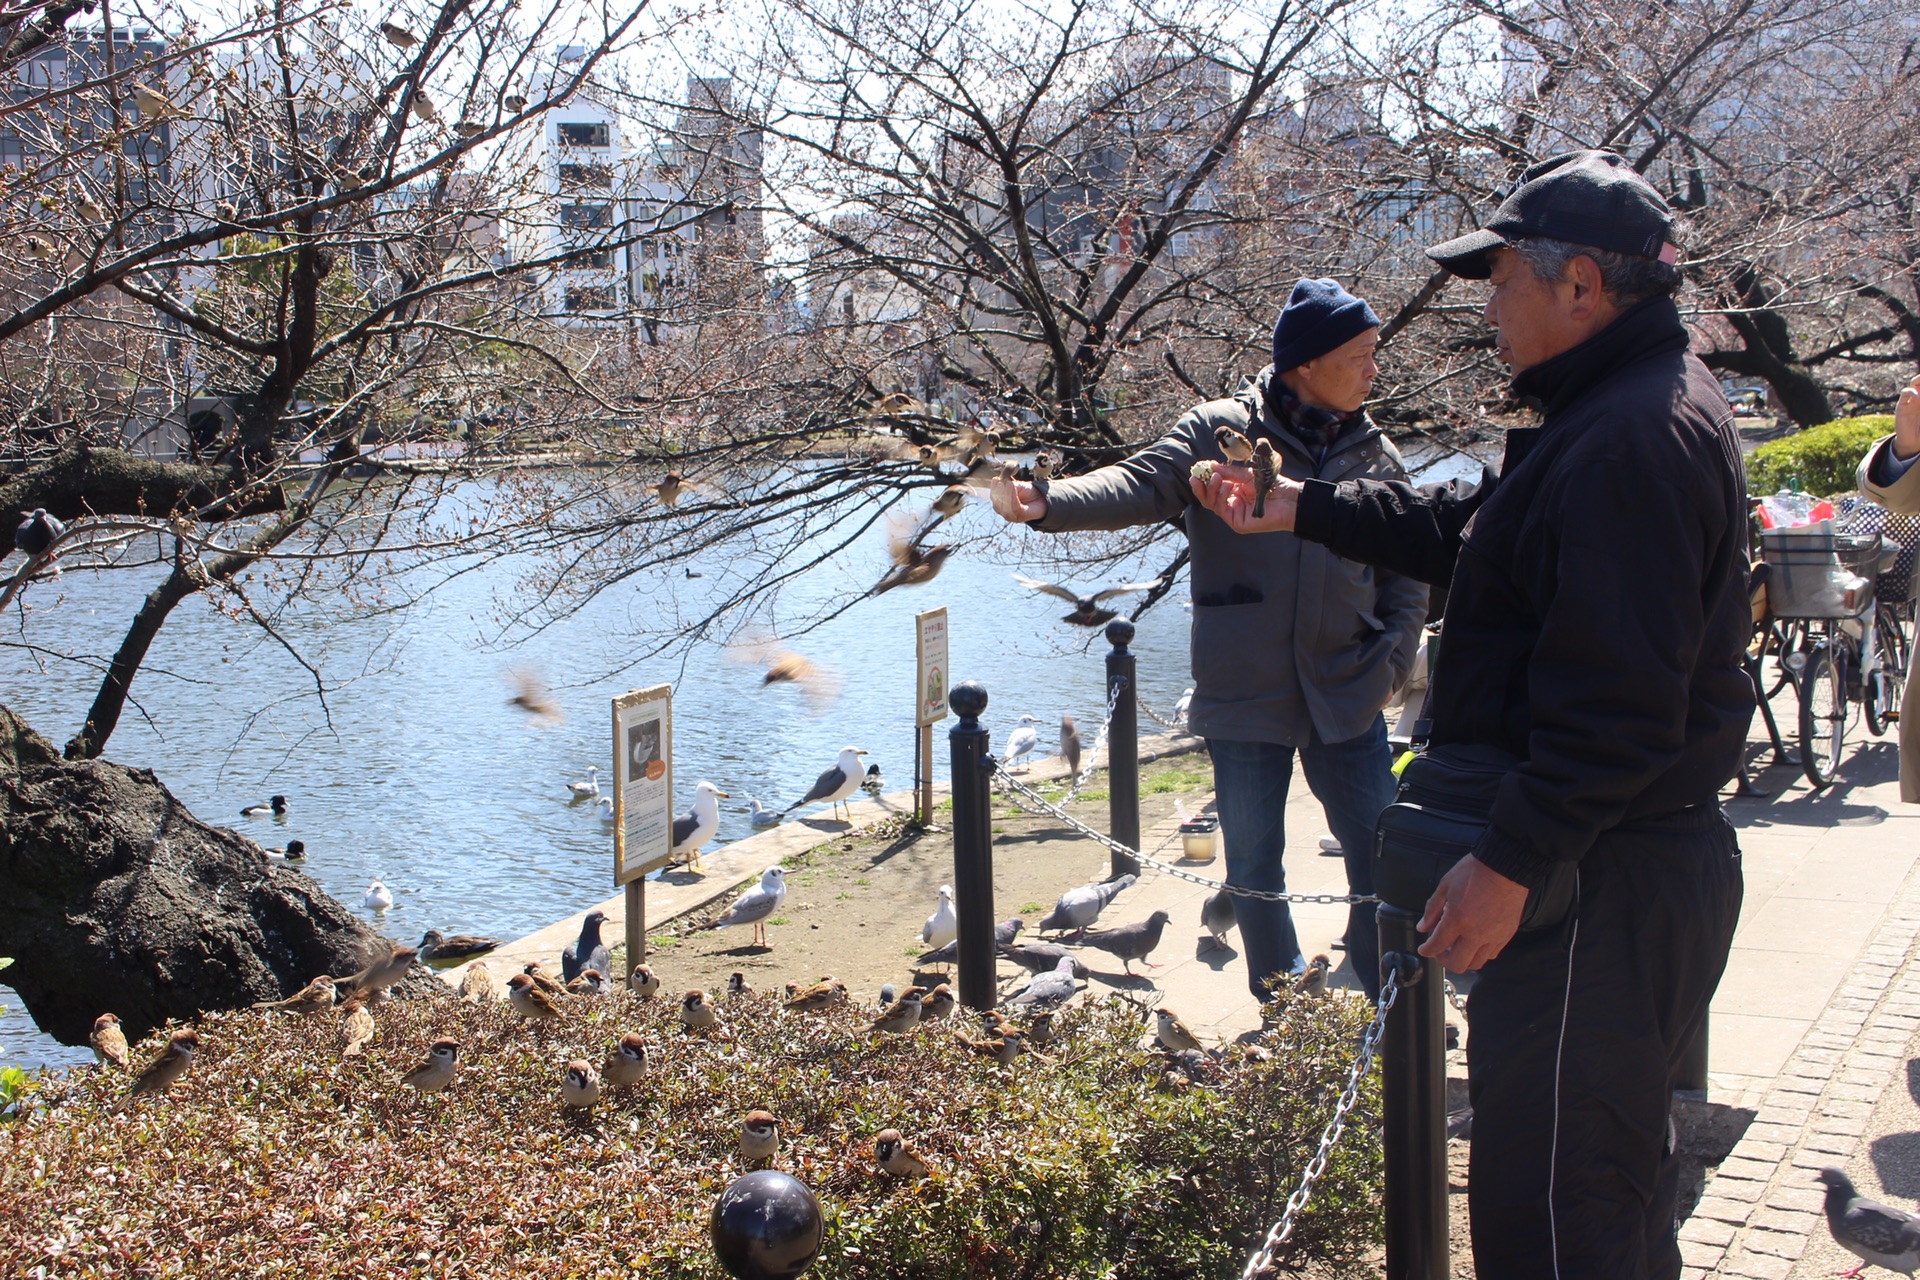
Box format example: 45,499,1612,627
0,705,423,1046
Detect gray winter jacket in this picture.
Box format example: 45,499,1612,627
1033,367,1428,746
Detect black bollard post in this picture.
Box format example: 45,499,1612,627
1378,904,1447,1280
948,680,997,1013
1104,619,1141,879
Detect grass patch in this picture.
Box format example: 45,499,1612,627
1018,901,1045,915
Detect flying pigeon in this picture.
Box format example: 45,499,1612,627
561,909,612,984
1818,1165,1920,1277
784,745,868,821
673,780,728,870
1013,575,1160,628
1081,910,1173,974
1008,954,1081,1007
711,867,787,948
1002,715,1040,770
1038,873,1136,938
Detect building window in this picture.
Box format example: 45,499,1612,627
559,201,612,229
564,284,617,312
566,247,614,268
558,122,610,148
559,162,612,189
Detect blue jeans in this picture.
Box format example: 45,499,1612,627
1207,715,1397,1002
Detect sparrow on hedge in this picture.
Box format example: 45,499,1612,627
340,946,417,997
783,979,847,1012
90,1013,129,1068
566,969,608,997
338,999,376,1057
740,1110,780,1167
561,1058,600,1110
679,989,719,1031
918,984,956,1022
874,1128,931,1179
507,973,564,1023
522,962,567,997
726,972,752,999
869,988,926,1035
1023,1010,1056,1049
253,975,337,1016
400,1038,460,1093
458,960,500,1003
1292,954,1331,999
601,1033,648,1088
627,964,661,999
1155,1008,1203,1053
131,1029,198,1095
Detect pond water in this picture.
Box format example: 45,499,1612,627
0,474,1197,1070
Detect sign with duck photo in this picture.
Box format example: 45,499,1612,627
613,685,673,884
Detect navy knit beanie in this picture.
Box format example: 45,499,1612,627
1271,278,1381,372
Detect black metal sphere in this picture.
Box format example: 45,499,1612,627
709,1170,824,1280
949,679,989,719
1105,618,1136,648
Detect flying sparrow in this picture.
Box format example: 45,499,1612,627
90,1013,129,1067
507,973,564,1023
338,999,376,1057
783,979,847,1012
458,960,500,1003
740,1110,780,1167
252,974,337,1016
918,984,956,1022
869,988,926,1035
679,989,720,1031
401,1038,460,1093
601,1033,648,1088
627,964,660,998
131,1029,198,1095
1156,1008,1204,1053
339,946,418,997
561,1058,600,1110
873,1128,931,1179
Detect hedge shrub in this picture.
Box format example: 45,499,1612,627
1746,415,1892,500
0,984,1383,1278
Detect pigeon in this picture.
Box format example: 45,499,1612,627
1818,1166,1920,1277
673,781,728,870
1200,890,1236,952
1038,874,1136,938
1060,714,1082,778
748,798,782,827
1082,910,1173,974
567,767,600,800
919,918,1022,968
879,982,897,1006
711,867,787,948
13,508,65,557
1000,941,1090,978
1002,715,1041,769
562,909,612,984
922,885,957,951
1008,954,1081,1007
1013,575,1160,628
784,746,868,821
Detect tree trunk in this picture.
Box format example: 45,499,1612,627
0,442,284,534
63,560,200,760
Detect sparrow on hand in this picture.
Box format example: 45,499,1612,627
507,973,564,1023
1213,424,1255,463
400,1038,461,1093
90,1013,129,1068
740,1109,780,1167
131,1029,198,1095
873,1128,932,1179
679,989,720,1031
561,1058,601,1110
601,1033,648,1088
1251,439,1277,518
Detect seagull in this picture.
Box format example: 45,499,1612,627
1200,889,1236,952
711,867,787,948
673,780,728,871
363,878,394,912
241,794,288,818
747,797,782,827
921,885,957,951
1038,873,1136,938
1060,714,1082,777
1174,688,1193,725
1008,954,1082,1007
918,918,1022,968
1003,715,1040,770
784,746,867,821
567,767,600,800
561,910,612,984
1818,1166,1920,1277
1082,910,1172,974
13,508,65,557
1013,575,1160,627
597,795,616,824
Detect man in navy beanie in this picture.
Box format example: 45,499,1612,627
991,278,1427,1002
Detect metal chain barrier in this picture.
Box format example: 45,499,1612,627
1241,965,1401,1278
1443,978,1470,1022
991,761,1378,906
992,678,1122,808
1136,690,1189,733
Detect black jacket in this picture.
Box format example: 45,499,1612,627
1294,296,1754,887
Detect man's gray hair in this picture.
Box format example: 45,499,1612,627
1512,235,1685,305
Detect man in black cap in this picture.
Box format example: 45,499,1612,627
1192,151,1753,1279
991,278,1428,1003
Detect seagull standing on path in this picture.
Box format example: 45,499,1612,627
1002,716,1040,770
921,885,957,952
672,780,727,871
784,746,867,821
1818,1166,1920,1276
711,867,787,949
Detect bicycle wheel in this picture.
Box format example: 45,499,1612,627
1799,639,1849,787
1866,604,1910,737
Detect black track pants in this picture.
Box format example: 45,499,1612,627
1466,809,1743,1280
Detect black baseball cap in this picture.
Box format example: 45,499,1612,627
1425,150,1678,280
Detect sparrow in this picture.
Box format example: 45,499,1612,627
1292,954,1332,999
1250,438,1277,518
339,946,418,997
24,235,57,261
1060,714,1082,778
90,1013,129,1067
740,1109,780,1166
628,964,661,998
72,188,107,223
507,972,565,1023
1013,575,1160,628
339,999,376,1057
1030,450,1058,483
1023,1010,1055,1049
602,1033,648,1088
506,669,562,723
453,120,484,139
726,972,752,999
870,988,926,1034
654,472,691,507
873,1128,931,1179
131,1029,198,1095
1213,424,1255,463
918,984,956,1022
523,962,567,997
679,988,720,1031
410,92,439,125
783,979,848,1012
929,484,969,520
253,974,337,1016
503,93,528,112
400,1038,460,1093
962,1029,1025,1063
458,960,501,1003
729,635,841,713
379,20,421,47
1156,1008,1204,1053
130,84,183,121
567,969,608,996
213,200,239,223
561,1058,600,1109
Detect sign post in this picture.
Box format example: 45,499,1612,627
613,684,674,977
915,608,950,824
